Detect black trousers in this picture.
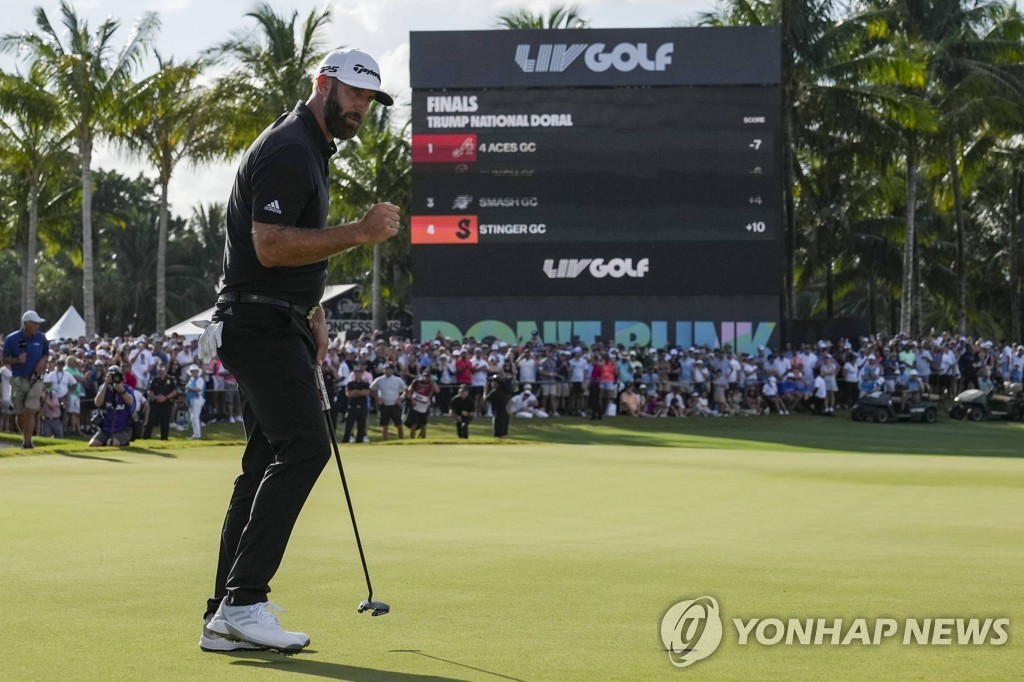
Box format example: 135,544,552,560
144,401,172,440
455,415,471,438
205,302,330,614
343,404,368,442
492,410,509,437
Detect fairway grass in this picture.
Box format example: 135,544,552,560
1,423,1022,680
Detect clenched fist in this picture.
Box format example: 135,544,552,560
360,202,401,244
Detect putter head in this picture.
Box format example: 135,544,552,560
358,599,390,617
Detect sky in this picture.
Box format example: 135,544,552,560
0,0,719,215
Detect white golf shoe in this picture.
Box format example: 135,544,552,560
200,614,266,652
205,599,310,652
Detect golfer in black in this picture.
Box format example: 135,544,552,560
144,364,178,440
201,47,398,653
449,384,475,439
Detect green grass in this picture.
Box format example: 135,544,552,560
1,416,1022,680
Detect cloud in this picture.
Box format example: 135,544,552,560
146,0,192,12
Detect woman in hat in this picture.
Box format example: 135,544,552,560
185,364,206,439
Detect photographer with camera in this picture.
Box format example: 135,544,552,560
89,364,135,447
2,311,50,449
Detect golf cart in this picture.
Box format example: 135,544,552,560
948,382,1024,422
851,391,939,424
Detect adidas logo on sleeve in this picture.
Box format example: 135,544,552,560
264,200,282,214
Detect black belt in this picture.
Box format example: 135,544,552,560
217,292,317,319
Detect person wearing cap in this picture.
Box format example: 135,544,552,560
509,383,548,418
89,364,135,447
369,363,406,441
185,364,206,440
2,311,50,449
449,384,475,439
129,338,156,392
144,363,180,441
201,46,400,653
404,368,439,438
343,360,373,445
43,355,79,432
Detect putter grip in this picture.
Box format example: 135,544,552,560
314,366,331,411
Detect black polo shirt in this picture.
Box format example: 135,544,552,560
220,101,337,308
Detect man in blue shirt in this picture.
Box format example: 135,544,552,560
2,311,50,449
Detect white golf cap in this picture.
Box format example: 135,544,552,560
21,310,45,323
314,48,394,106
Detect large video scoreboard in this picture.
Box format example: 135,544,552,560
410,27,782,352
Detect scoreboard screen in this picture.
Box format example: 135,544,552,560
410,28,782,352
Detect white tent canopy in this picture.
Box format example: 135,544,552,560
162,284,357,339
45,305,86,341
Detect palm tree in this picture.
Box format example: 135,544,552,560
1,1,158,336
204,2,331,153
868,0,1024,334
117,55,229,332
331,105,411,330
0,65,73,311
167,202,225,324
495,4,590,29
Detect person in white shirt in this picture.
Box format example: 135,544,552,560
940,345,958,396
129,340,155,390
797,345,819,379
0,364,13,433
509,385,548,418
1011,345,1024,383
842,353,860,408
516,350,538,385
811,370,828,415
818,352,839,413
470,348,490,414
44,357,78,402
568,349,590,415
762,375,787,415
175,344,194,370
369,364,407,441
184,364,205,439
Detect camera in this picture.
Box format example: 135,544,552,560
107,365,124,384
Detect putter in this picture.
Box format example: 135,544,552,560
315,366,391,617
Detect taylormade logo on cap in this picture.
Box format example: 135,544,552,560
315,48,394,106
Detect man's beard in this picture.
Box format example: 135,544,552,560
324,81,362,140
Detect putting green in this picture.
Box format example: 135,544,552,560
1,432,1022,680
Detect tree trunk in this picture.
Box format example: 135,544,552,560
20,237,28,313
81,134,96,337
914,229,924,336
948,135,967,335
825,258,834,318
1011,165,1022,342
901,135,917,335
783,97,797,320
26,181,40,311
371,243,383,332
868,278,876,335
157,177,169,333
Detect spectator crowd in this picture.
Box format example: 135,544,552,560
4,320,1023,446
